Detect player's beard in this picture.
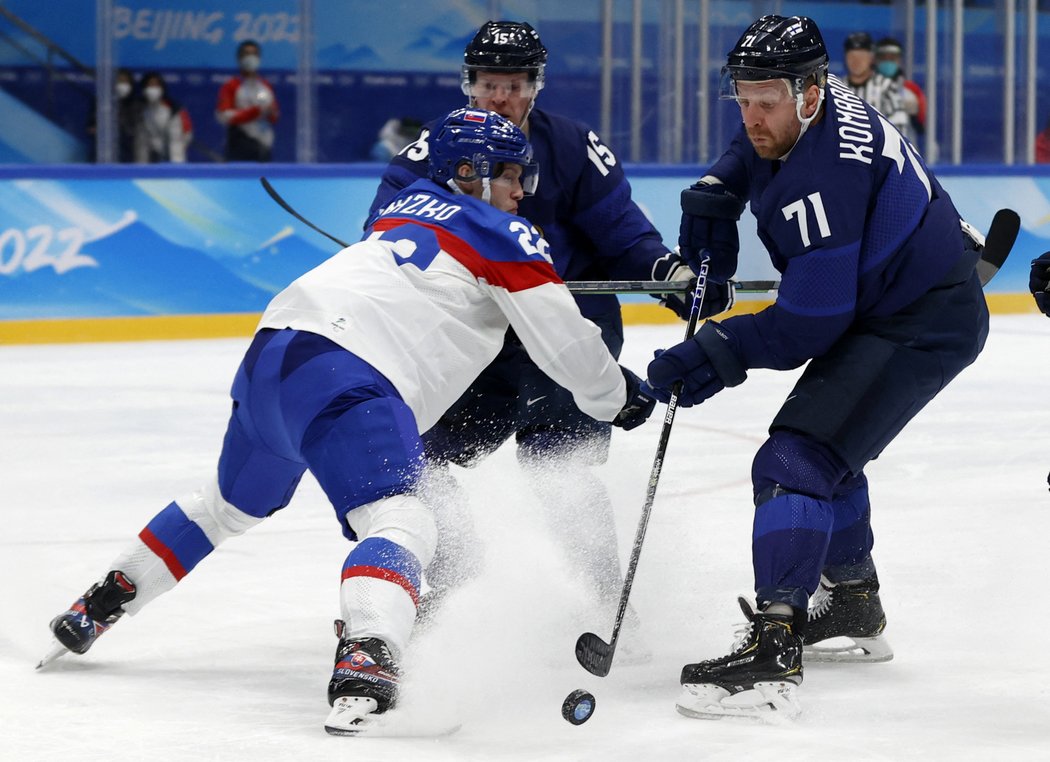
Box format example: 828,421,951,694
748,123,801,160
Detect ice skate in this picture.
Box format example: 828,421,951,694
38,570,137,669
803,575,893,663
324,621,400,736
676,597,803,721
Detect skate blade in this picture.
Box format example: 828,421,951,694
324,696,380,735
36,641,71,670
676,681,801,722
324,696,460,738
804,635,893,663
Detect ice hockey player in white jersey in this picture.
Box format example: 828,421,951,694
40,107,657,735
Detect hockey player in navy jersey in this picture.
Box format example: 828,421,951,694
41,108,657,735
643,15,989,720
370,20,698,637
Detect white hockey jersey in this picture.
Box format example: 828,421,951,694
257,179,626,433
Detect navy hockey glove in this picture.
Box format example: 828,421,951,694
612,366,657,430
650,250,736,320
644,321,747,407
1030,251,1050,316
679,181,746,283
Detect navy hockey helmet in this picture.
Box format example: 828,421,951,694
720,15,829,98
462,21,547,96
844,32,874,52
428,108,539,196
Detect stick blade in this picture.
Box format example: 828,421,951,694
575,632,614,677
977,208,1020,285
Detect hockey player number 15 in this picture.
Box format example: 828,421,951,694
781,192,832,248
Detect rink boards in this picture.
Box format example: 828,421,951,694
0,164,1045,344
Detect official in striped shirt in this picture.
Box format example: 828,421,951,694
843,32,910,139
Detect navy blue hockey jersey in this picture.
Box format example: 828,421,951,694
706,74,966,371
367,108,670,320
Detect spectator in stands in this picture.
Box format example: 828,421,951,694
134,72,193,164
1036,117,1050,164
843,32,909,138
87,67,140,163
216,40,279,162
875,37,926,144
369,117,423,162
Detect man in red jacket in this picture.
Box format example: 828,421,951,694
216,39,279,161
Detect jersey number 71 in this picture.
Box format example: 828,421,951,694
781,192,832,248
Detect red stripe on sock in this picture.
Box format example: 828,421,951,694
139,527,188,581
341,565,419,606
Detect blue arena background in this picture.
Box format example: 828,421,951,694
0,163,1045,332
1,1,1047,163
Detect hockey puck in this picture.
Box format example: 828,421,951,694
561,689,596,725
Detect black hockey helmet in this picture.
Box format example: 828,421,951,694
844,31,874,52
462,21,547,95
721,15,829,97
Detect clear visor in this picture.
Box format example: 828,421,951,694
468,155,540,196
461,67,544,99
519,161,539,195
491,161,539,196
719,66,805,101
718,68,798,110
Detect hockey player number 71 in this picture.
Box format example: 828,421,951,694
781,192,832,248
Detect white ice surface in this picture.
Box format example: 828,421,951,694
3,315,1050,761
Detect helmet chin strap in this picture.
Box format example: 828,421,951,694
782,85,825,159
446,171,492,204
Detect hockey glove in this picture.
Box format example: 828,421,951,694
650,249,736,320
612,366,657,430
1030,251,1050,316
644,321,747,407
679,180,746,283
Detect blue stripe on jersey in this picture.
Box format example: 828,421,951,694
144,502,215,576
342,536,422,591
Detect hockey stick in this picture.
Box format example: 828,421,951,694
566,279,777,295
259,177,350,249
574,259,710,679
567,209,1017,296
257,179,1018,292
976,208,1020,287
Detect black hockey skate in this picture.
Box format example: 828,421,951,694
324,620,401,736
803,575,893,663
38,570,137,669
676,597,803,721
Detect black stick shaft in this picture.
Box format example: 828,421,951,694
565,279,778,294
259,177,350,249
603,261,709,653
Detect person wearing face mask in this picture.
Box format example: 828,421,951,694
216,39,279,162
875,37,926,145
87,68,141,163
133,71,193,163
653,15,988,721
843,32,909,140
